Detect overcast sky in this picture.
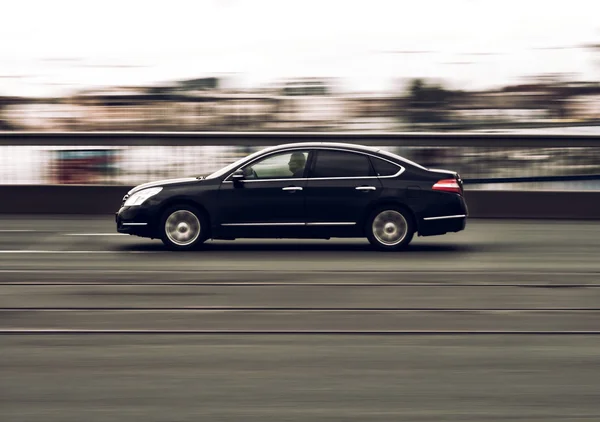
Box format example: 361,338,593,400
1,0,599,96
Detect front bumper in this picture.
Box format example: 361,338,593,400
116,206,154,237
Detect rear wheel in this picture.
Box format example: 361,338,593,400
366,206,414,251
160,205,207,250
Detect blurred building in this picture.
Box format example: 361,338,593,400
274,78,345,130
1,76,600,133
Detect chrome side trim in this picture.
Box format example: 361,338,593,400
221,222,305,227
423,214,467,221
306,222,356,226
225,175,384,183
220,222,356,227
223,178,305,184
222,147,405,183
121,222,148,226
282,186,303,191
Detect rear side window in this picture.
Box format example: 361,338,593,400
311,150,373,178
370,157,401,176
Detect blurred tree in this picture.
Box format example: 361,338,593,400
177,78,219,92
547,85,570,120
405,79,454,125
533,74,573,120
588,42,600,69
0,97,15,130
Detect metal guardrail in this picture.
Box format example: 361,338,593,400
0,132,599,217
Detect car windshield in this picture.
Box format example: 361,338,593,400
205,147,273,180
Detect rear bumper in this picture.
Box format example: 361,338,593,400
418,215,467,237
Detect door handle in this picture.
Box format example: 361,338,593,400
355,186,376,191
282,186,303,192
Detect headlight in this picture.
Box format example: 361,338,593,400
124,187,163,206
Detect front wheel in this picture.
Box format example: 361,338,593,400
160,205,207,251
366,207,414,251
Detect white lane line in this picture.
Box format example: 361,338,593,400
0,231,126,235
0,269,598,275
0,269,169,273
0,250,158,254
3,329,600,335
63,233,127,236
2,308,599,313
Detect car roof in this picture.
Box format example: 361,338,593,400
266,142,381,153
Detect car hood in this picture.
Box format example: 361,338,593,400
128,177,200,195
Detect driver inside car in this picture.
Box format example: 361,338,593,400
288,152,306,178
243,151,307,179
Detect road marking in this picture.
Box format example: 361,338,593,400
0,269,599,275
3,283,600,288
0,231,127,236
2,307,600,313
0,250,158,254
63,233,127,236
2,329,600,335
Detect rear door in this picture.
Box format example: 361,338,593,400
304,149,382,227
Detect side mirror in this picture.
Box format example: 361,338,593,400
231,169,245,185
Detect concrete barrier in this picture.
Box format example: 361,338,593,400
463,190,600,219
0,185,130,215
1,186,598,219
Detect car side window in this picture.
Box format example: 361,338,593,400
370,157,401,176
242,151,309,180
310,150,373,178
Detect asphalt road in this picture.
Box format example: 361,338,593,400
1,216,600,421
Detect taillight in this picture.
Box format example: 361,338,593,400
432,179,462,195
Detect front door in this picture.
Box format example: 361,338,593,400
217,150,310,237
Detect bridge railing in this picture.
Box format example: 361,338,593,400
1,131,600,191
1,132,600,218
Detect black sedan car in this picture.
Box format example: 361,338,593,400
116,142,467,250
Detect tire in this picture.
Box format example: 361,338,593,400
366,206,414,251
159,205,207,251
